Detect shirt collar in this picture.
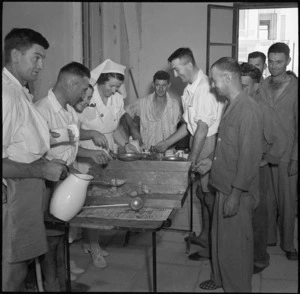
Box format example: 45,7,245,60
223,90,246,118
186,69,203,96
3,67,34,102
150,92,173,108
48,89,65,114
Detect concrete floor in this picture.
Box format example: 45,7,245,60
69,200,298,292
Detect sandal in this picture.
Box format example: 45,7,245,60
199,280,221,290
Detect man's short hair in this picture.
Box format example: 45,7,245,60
153,70,170,83
239,62,262,83
248,51,266,64
58,62,91,80
168,47,196,66
4,28,49,65
211,57,241,77
268,42,290,59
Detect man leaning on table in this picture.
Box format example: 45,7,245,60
35,61,112,291
154,48,224,261
2,28,68,291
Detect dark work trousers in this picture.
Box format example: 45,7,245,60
265,164,278,245
253,164,270,268
211,191,254,292
270,161,298,252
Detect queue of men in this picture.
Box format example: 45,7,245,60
2,26,298,293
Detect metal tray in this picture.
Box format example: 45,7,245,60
162,156,187,161
117,153,142,161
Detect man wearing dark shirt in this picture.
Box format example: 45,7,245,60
240,62,287,274
199,57,263,292
259,43,298,261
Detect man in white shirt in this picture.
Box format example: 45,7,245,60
35,62,111,291
155,48,224,261
124,70,181,150
2,28,67,291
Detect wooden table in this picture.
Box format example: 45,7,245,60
62,159,193,292
70,207,173,292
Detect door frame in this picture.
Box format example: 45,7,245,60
234,2,298,9
206,4,239,74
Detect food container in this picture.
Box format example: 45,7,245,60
162,155,187,161
117,153,142,161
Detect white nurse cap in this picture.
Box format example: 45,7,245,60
91,59,126,83
91,59,127,99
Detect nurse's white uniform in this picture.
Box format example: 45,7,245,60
75,59,126,174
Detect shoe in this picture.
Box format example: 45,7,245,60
199,280,221,290
188,251,210,261
82,243,109,257
286,250,298,260
70,260,85,274
253,265,268,274
184,235,207,248
91,253,107,268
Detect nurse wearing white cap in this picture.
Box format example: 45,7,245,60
75,59,138,268
77,59,138,160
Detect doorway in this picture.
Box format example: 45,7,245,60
206,3,298,77
238,7,298,78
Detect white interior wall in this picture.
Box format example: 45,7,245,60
2,2,234,104
2,2,82,101
128,2,233,104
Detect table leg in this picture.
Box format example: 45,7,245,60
64,223,71,292
123,231,131,246
152,232,157,292
190,180,193,232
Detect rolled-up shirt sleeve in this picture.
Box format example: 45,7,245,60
193,81,218,128
232,109,263,191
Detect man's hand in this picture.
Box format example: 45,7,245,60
153,140,169,153
193,158,212,175
288,159,298,176
89,150,112,165
223,188,242,218
188,154,198,172
40,160,69,182
91,131,109,149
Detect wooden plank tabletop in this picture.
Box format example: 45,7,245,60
70,159,191,231
70,213,172,231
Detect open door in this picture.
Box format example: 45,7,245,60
206,5,238,74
